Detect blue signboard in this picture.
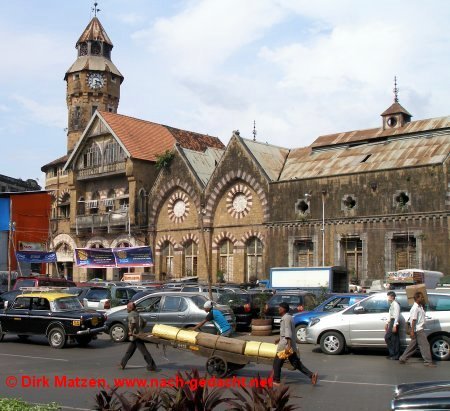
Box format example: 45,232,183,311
16,250,57,263
74,246,154,268
0,198,10,231
115,246,153,267
74,248,116,268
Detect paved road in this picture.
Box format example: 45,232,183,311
0,332,448,410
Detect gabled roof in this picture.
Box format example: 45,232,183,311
77,17,113,46
240,138,289,181
41,155,69,172
381,102,412,117
280,133,450,181
312,116,450,149
179,146,224,187
64,111,224,169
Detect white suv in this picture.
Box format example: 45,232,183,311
306,291,450,361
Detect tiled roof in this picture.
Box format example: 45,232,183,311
381,102,412,116
180,146,224,186
77,17,113,46
41,155,69,171
312,116,450,149
65,56,123,79
99,112,224,161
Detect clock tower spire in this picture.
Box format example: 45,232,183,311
64,12,124,153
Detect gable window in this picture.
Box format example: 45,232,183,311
294,239,314,267
184,241,198,277
219,240,234,282
162,241,174,278
82,143,101,168
245,237,263,281
104,140,124,164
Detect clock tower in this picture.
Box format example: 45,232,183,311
64,16,124,153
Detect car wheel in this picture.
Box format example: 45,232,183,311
75,336,93,347
48,327,66,349
295,324,307,344
430,335,450,361
109,323,127,343
320,331,345,355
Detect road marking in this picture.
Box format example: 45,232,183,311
0,353,69,362
319,379,394,387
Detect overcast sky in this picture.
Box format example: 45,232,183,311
1,0,449,183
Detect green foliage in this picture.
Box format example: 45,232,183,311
252,292,271,319
0,399,59,411
216,270,225,283
155,150,174,170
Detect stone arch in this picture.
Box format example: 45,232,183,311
212,231,240,250
58,188,70,202
110,235,137,248
205,171,269,224
85,236,109,248
155,235,178,252
241,231,265,246
149,179,200,226
51,233,77,252
180,233,200,246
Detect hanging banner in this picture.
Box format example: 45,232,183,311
74,246,154,268
15,250,57,263
74,248,116,268
0,198,9,231
115,246,153,267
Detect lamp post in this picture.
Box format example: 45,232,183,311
321,190,326,266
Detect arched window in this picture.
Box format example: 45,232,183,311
77,196,85,215
104,140,125,164
219,240,234,282
59,193,71,219
161,241,174,278
82,143,102,168
245,237,263,281
184,241,198,277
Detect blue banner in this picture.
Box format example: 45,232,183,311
16,250,57,263
0,198,10,231
74,248,116,268
115,246,153,267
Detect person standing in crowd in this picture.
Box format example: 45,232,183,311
399,292,436,367
385,291,401,360
119,302,158,371
272,302,318,386
193,300,232,336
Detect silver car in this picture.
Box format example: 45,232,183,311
306,291,450,361
106,291,236,342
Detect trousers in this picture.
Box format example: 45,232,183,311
385,319,400,359
399,329,433,364
272,351,313,383
120,339,157,370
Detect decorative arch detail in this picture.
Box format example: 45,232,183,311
58,188,70,202
110,235,137,248
180,233,200,246
155,235,177,252
205,171,269,223
51,233,77,252
241,231,265,245
85,236,109,248
149,179,200,226
212,231,240,250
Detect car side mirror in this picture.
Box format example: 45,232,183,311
3,301,8,309
354,305,365,314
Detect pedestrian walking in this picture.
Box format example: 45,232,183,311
399,292,436,367
193,300,233,336
272,302,318,386
119,302,158,371
385,291,401,360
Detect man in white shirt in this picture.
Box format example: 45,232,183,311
385,291,401,360
399,292,436,367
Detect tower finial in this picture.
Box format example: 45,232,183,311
393,76,399,103
252,120,257,142
92,2,101,17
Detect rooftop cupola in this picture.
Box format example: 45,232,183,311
381,77,412,130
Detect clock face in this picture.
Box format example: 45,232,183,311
173,200,186,218
88,73,104,89
232,194,248,213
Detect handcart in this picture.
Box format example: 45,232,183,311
138,333,293,377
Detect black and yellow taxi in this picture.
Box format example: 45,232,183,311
0,289,107,348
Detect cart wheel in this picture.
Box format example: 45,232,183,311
206,356,228,378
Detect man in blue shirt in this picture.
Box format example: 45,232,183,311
193,300,232,336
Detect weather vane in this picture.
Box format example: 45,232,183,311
252,120,257,142
393,76,399,103
92,2,100,17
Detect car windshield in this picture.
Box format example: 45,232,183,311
218,293,251,306
191,294,208,309
53,296,83,311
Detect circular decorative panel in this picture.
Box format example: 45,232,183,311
168,191,190,223
226,184,252,219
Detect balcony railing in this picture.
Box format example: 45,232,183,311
75,210,129,234
77,161,126,180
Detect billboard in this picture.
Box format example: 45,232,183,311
74,246,153,268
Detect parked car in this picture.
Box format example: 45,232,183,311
264,291,317,327
306,290,450,361
217,292,268,329
391,380,450,410
74,286,138,312
293,293,367,343
0,290,107,348
13,276,76,290
106,292,236,342
130,288,160,302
